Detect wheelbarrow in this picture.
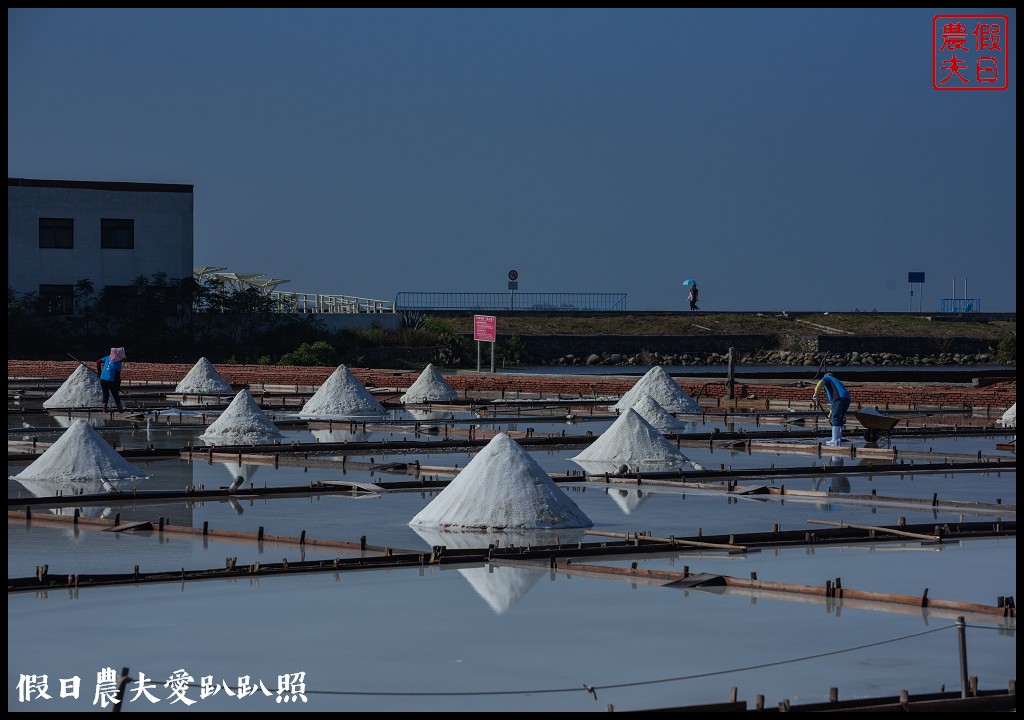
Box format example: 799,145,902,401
853,407,901,443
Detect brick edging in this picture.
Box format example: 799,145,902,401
9,360,1016,410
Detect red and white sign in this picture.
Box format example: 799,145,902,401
473,315,496,342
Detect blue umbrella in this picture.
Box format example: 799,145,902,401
681,279,696,286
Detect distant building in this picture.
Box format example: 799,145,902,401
7,177,194,313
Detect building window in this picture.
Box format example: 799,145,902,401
39,284,75,315
101,218,135,249
39,218,74,249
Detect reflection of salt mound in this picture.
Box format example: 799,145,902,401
607,487,649,515
200,390,283,445
309,428,368,444
300,365,386,418
460,565,543,615
11,475,113,518
413,526,587,552
612,366,700,414
400,363,459,403
409,433,592,530
1000,403,1016,428
53,415,105,429
404,408,452,422
411,526,586,614
175,357,233,395
220,461,260,485
10,419,146,484
573,408,690,470
42,365,104,409
632,394,688,432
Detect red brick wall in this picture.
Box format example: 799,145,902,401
8,360,1015,409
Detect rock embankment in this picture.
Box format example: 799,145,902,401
543,350,999,367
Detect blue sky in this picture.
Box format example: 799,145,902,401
7,8,1017,312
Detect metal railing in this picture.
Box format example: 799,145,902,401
939,298,982,313
395,292,628,311
270,292,396,314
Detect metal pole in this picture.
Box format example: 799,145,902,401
477,340,481,373
490,341,495,373
727,347,736,399
956,616,969,698
112,667,130,712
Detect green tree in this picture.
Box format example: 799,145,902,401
996,335,1016,364
279,340,337,366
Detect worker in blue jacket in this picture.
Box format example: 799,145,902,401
812,373,851,446
96,347,127,413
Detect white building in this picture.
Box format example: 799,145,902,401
7,177,194,313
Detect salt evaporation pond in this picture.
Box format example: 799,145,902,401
7,391,1015,712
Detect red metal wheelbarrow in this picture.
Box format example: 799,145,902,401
853,407,901,443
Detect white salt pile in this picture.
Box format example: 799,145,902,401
573,408,691,471
42,365,104,409
10,419,146,485
612,366,700,414
175,357,233,395
412,526,586,614
200,389,284,445
607,487,650,515
299,365,386,418
1000,403,1016,428
631,394,688,433
400,363,459,403
409,432,592,531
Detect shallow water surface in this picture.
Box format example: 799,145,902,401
7,407,1015,712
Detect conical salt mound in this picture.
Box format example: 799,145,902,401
409,432,592,530
400,363,459,403
10,419,146,484
42,365,104,409
612,366,700,414
200,389,283,445
573,408,689,468
300,365,386,418
175,357,233,395
632,394,688,433
1000,403,1016,428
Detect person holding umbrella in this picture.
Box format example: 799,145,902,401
682,279,699,311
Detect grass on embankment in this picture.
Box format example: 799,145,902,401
433,312,1014,340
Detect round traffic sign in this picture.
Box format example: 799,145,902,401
508,269,519,281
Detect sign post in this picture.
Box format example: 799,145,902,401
508,269,519,310
473,315,497,373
